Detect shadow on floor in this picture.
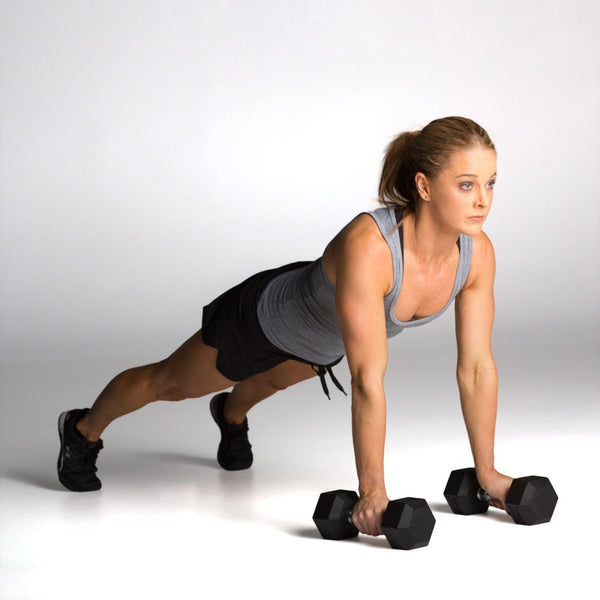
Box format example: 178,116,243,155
142,450,220,470
1,450,221,492
2,469,64,492
429,501,454,515
289,526,395,550
430,501,514,524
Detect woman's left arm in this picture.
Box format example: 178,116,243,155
454,233,512,506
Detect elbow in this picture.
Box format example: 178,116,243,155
350,374,384,401
456,358,497,388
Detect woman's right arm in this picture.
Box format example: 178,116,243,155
331,217,392,536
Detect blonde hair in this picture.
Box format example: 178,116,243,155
378,116,495,213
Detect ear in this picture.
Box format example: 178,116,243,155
415,172,431,202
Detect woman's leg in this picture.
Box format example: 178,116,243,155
222,359,317,424
76,329,237,442
209,359,317,470
59,330,320,487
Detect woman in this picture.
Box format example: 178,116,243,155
57,116,513,536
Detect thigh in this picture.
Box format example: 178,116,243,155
158,329,238,399
248,358,317,392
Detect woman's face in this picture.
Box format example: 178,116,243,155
418,146,497,234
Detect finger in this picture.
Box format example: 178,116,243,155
355,519,375,536
365,521,382,537
363,526,377,537
357,521,373,536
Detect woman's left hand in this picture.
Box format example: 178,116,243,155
477,469,513,510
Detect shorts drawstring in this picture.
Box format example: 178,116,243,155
312,364,347,400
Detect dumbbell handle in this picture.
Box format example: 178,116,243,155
342,507,356,524
342,499,401,524
477,488,495,503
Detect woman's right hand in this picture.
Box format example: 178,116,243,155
478,469,513,511
351,491,390,536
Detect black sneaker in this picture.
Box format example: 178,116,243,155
57,408,103,491
209,392,253,471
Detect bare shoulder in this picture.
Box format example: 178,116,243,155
323,213,392,287
339,214,388,252
463,231,496,289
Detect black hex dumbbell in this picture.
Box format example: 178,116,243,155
443,467,558,525
312,489,436,550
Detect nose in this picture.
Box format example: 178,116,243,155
476,188,491,208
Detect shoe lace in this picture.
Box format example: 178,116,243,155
70,439,103,474
83,441,103,472
224,423,251,452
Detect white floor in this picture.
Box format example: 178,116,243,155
1,339,598,599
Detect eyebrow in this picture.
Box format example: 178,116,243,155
455,172,497,179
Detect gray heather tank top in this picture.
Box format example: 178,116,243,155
257,206,473,366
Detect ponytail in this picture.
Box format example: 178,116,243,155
378,130,421,213
378,117,495,214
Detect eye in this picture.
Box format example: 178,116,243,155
459,182,473,191
486,180,496,189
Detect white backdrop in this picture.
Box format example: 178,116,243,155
2,4,599,599
2,0,598,360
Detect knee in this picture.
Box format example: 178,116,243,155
150,361,190,402
259,373,290,394
157,385,189,402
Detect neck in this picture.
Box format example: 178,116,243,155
404,207,459,263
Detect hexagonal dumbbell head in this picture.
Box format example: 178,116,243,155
313,489,360,540
505,476,558,525
381,497,436,550
444,468,489,515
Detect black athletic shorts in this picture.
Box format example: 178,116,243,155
202,262,312,382
202,261,346,397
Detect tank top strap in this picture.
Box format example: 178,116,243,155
455,234,473,293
